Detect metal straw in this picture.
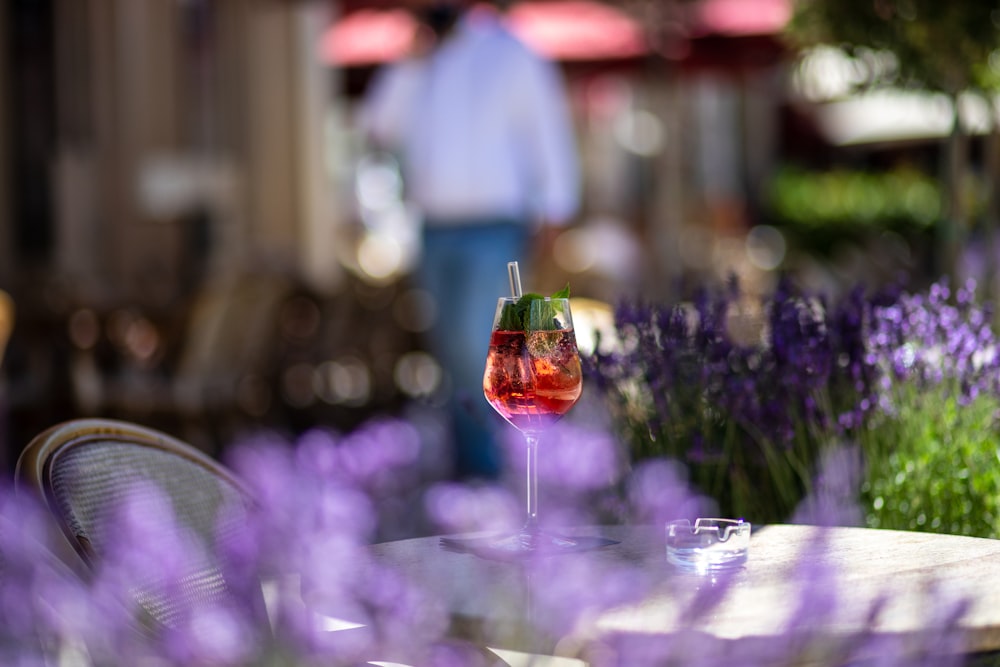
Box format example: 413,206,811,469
508,261,523,298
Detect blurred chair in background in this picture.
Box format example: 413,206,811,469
65,271,297,456
0,289,13,368
0,290,14,472
167,271,295,446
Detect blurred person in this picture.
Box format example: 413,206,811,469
360,0,581,479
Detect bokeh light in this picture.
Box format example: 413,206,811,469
357,233,404,282
68,308,101,350
613,108,664,156
237,374,272,418
355,152,404,212
393,352,442,398
283,362,318,409
745,225,786,271
316,357,373,406
569,297,617,355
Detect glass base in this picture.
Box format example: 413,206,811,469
440,530,618,561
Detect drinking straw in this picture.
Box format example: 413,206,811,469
508,261,523,298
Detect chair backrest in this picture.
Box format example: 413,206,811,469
171,271,293,413
15,418,259,628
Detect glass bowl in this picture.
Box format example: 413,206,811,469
665,518,751,573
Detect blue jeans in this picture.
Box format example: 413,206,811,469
418,219,530,479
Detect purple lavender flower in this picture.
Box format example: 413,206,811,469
0,404,983,667
585,274,1000,531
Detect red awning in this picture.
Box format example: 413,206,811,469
690,0,792,37
321,1,648,66
506,1,647,61
323,8,417,66
321,0,792,68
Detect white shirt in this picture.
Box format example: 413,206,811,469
361,9,580,226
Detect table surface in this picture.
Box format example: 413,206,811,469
369,524,1000,661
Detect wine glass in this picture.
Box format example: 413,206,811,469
481,295,583,553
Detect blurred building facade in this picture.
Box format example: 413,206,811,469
2,0,343,301
2,0,802,305
0,0,804,465
0,0,362,465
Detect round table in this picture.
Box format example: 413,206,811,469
369,524,1000,663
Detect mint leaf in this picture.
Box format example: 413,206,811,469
517,293,544,330
497,285,571,331
498,302,521,330
498,293,540,331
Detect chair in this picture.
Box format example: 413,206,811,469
14,417,260,628
11,419,530,664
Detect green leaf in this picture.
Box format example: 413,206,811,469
498,302,521,331
497,285,571,331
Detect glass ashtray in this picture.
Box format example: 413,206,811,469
665,518,751,573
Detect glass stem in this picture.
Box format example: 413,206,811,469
524,432,539,533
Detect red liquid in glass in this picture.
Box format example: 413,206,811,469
483,328,583,433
